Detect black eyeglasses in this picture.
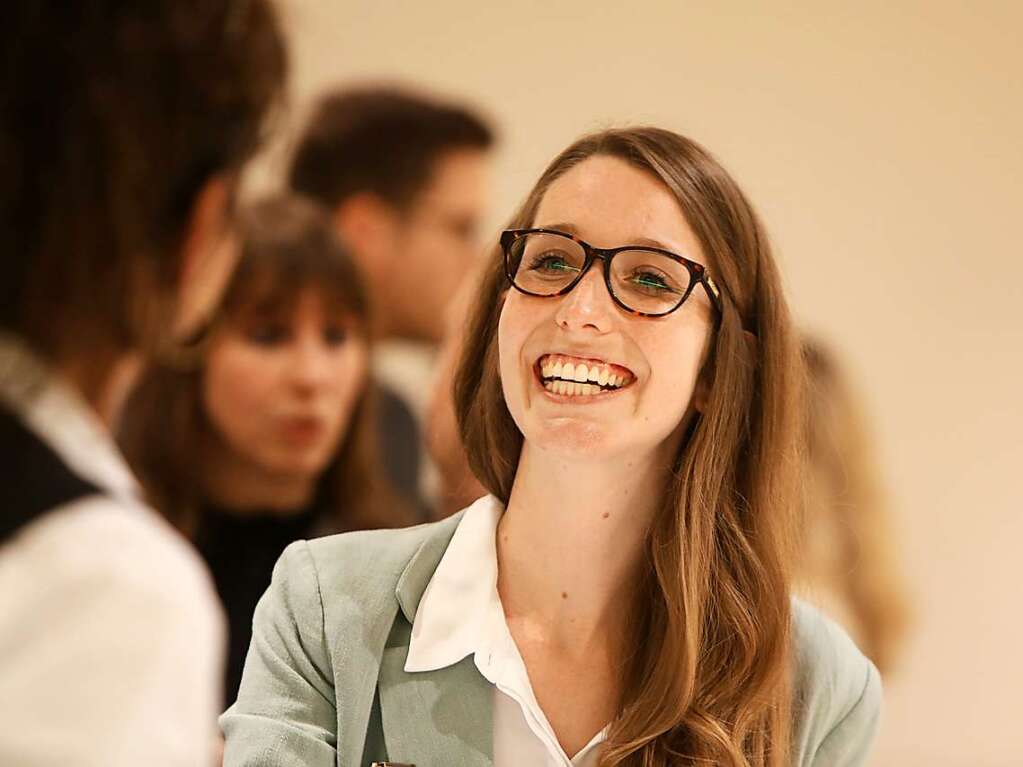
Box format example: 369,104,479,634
501,228,722,318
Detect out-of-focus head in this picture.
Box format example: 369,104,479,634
799,336,911,675
289,86,494,342
0,1,287,385
202,195,370,480
120,194,391,530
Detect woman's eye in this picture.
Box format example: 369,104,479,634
527,252,579,274
323,326,348,346
627,270,681,294
245,324,290,346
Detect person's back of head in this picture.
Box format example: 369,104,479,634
289,86,494,342
1,1,287,399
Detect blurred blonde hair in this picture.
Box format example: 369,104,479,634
455,127,803,767
797,338,911,675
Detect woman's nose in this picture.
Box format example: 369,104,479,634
553,263,614,334
287,337,332,391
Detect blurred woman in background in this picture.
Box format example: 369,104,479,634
795,337,911,676
120,194,412,706
0,2,286,764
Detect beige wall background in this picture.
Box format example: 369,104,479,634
258,1,1023,764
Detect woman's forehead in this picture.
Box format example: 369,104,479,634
228,278,358,322
533,155,700,257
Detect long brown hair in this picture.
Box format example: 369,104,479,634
454,128,803,766
119,194,409,535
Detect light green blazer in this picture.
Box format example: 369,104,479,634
221,511,881,767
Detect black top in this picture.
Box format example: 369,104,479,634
0,406,102,543
195,501,326,707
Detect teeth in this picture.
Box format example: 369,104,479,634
539,355,633,392
543,380,604,397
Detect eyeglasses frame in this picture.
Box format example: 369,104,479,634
501,228,723,318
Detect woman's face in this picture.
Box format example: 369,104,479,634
202,287,368,479
498,155,716,463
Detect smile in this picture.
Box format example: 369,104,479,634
535,354,636,398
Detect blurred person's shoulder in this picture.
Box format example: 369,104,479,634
790,597,882,766
0,496,226,761
0,495,223,639
5,495,216,601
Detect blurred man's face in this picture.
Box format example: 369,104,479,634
388,148,489,343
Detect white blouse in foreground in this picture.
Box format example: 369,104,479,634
405,495,605,767
0,335,225,767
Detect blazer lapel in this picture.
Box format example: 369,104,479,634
328,513,466,767
376,617,494,767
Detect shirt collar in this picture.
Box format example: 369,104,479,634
404,494,506,673
0,333,141,502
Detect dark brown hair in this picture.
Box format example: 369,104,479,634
1,1,287,373
454,128,803,766
119,194,411,535
289,86,493,211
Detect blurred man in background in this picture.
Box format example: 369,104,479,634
289,87,493,515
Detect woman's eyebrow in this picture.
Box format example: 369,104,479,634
535,221,579,234
631,236,691,254
535,223,686,254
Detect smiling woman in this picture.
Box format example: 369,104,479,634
221,129,880,767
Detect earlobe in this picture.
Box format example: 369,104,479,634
173,176,236,341
179,177,231,288
693,376,710,413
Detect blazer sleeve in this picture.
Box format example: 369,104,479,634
791,600,883,767
221,541,338,766
811,661,882,766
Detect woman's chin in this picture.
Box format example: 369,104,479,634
524,419,629,461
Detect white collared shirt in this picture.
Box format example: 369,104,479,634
406,495,606,767
0,334,225,766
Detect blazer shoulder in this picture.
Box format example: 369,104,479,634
299,512,464,603
790,598,883,766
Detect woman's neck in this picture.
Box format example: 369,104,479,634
497,442,671,654
199,434,316,515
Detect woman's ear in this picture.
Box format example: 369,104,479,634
174,177,237,341
692,330,757,413
693,375,710,413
